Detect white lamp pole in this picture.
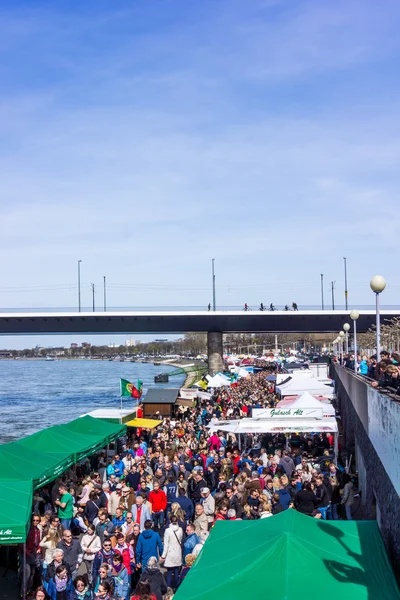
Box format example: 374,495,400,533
350,310,359,373
339,330,345,364
343,323,350,354
370,276,386,361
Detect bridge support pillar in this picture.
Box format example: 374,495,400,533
207,331,223,375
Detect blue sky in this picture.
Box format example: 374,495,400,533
1,0,400,348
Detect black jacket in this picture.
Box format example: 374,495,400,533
228,494,243,518
84,500,99,524
329,471,344,503
140,567,168,600
205,469,219,492
315,484,329,507
45,560,71,582
191,478,207,503
56,539,82,570
294,490,318,515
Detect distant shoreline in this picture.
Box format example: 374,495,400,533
0,356,207,387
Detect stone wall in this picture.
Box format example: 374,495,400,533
334,366,400,579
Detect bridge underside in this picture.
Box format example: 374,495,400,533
0,310,397,336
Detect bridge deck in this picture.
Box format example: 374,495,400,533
0,310,398,335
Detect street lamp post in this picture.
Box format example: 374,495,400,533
78,260,82,312
370,275,386,361
350,310,359,374
343,257,348,310
334,337,340,358
343,323,350,354
91,283,95,312
212,259,216,311
339,331,345,364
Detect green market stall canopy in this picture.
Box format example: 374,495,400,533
0,416,126,544
175,509,400,600
0,481,33,544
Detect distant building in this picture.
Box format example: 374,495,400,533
71,343,79,348
126,337,136,347
82,342,91,348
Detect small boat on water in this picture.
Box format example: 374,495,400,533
45,356,57,361
154,373,169,383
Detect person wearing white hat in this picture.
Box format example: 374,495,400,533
200,488,215,530
108,484,123,517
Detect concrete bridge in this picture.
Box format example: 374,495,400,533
1,309,398,374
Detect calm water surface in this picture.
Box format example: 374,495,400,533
0,360,185,443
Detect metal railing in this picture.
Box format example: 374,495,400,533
1,304,400,313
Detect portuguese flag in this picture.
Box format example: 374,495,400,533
120,378,144,399
120,378,135,397
131,379,143,399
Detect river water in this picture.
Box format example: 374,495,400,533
0,360,185,443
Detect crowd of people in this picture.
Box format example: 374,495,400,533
339,350,400,393
23,361,352,600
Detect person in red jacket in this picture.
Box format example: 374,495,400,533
148,481,167,534
212,502,229,526
207,433,221,451
232,449,241,476
114,532,133,575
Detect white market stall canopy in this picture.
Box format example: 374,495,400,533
276,391,336,417
206,373,231,387
276,377,335,398
276,372,332,385
180,389,212,400
208,416,338,434
82,408,137,424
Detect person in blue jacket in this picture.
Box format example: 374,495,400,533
359,356,369,376
136,520,163,569
277,486,292,510
112,454,125,479
46,564,74,600
110,553,129,600
176,488,194,522
183,524,200,559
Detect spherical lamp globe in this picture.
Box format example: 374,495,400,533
370,275,386,294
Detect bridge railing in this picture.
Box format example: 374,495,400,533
1,304,400,313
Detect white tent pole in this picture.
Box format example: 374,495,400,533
334,432,339,462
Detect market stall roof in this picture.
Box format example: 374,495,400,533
276,377,335,398
206,373,231,388
0,416,126,544
64,415,126,443
276,372,313,384
18,426,101,463
143,388,180,404
276,391,335,417
126,418,162,429
175,509,400,600
0,442,74,489
208,416,338,433
0,480,33,544
81,408,137,424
